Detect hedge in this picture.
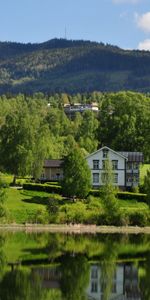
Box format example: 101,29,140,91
89,189,147,202
117,191,147,202
23,184,147,202
23,183,62,194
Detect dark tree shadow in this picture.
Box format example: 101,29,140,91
22,197,49,205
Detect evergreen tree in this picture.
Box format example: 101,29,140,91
62,147,91,199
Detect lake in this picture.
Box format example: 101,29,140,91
0,231,150,300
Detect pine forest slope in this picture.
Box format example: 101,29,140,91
0,38,150,94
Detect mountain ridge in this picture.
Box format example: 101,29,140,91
0,38,150,94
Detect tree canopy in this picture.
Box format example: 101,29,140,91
62,147,91,198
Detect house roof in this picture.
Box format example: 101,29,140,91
44,159,63,168
119,152,144,162
86,146,128,160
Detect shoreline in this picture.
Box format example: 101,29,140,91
0,224,150,234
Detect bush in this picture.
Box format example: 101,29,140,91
88,190,100,197
128,211,149,226
117,191,146,202
89,190,147,202
23,183,62,194
97,211,127,226
27,208,49,224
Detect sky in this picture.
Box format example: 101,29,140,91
1,0,150,50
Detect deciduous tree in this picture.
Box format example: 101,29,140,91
62,147,91,198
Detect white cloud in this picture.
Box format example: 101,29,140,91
113,0,140,4
136,12,150,32
138,39,150,50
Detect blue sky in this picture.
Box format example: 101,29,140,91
1,0,150,50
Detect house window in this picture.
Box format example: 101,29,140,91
127,162,132,170
133,174,139,182
101,172,107,183
103,149,108,158
133,162,139,170
93,173,99,184
113,173,118,183
102,160,106,169
126,174,132,182
91,281,98,293
91,268,98,279
112,160,118,170
93,160,99,170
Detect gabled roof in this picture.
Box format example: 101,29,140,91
86,146,128,160
119,152,143,162
44,159,63,168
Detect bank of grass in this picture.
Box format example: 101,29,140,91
3,187,149,225
5,188,49,223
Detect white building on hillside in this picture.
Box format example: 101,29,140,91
86,146,143,189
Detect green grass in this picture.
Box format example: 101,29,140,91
5,189,49,223
118,199,148,211
1,179,149,224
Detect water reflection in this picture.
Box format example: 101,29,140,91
0,232,150,300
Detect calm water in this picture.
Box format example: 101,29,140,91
0,231,150,300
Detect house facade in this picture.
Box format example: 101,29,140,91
40,146,143,189
64,102,99,119
86,146,143,189
87,263,141,300
40,159,63,182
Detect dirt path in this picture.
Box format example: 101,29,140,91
0,224,150,234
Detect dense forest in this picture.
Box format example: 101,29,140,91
1,39,150,94
0,91,149,180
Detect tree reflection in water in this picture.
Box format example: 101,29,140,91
0,269,62,300
60,254,89,300
0,233,150,300
0,234,6,278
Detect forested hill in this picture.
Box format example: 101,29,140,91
1,38,150,94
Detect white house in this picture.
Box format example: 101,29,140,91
86,146,143,189
40,146,143,190
86,263,141,300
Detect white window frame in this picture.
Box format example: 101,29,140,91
103,149,108,158
113,173,118,183
93,173,99,184
93,160,99,170
112,160,118,170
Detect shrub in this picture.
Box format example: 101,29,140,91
60,202,88,224
128,211,149,226
88,190,100,197
117,191,146,202
90,190,147,202
97,211,129,226
23,183,62,194
47,198,59,223
28,208,49,224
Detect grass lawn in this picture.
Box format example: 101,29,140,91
3,187,149,224
5,188,50,223
118,199,148,211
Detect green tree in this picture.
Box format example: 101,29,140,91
99,91,150,161
77,110,98,153
143,170,150,207
62,147,91,199
0,98,51,183
100,159,120,221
